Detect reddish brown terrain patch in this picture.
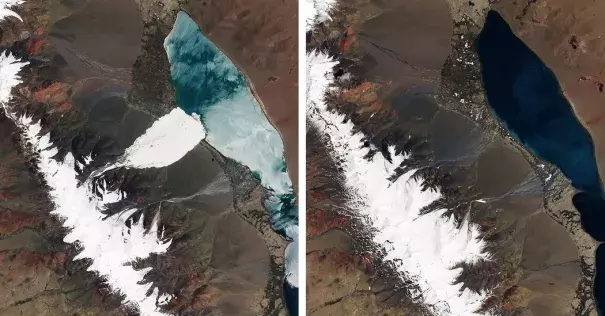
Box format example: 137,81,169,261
339,26,357,53
307,208,350,237
17,249,67,272
0,210,43,234
165,273,222,313
32,82,72,111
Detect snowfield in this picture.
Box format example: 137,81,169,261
0,42,172,316
306,49,490,316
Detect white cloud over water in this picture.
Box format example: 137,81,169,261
107,107,205,170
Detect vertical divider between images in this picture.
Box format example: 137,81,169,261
297,0,307,314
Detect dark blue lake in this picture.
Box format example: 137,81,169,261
284,280,299,316
477,10,605,314
477,11,600,193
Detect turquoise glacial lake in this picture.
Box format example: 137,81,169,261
164,11,299,314
164,11,297,234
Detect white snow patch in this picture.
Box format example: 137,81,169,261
157,293,174,306
305,0,337,31
0,52,171,315
307,50,490,315
0,53,27,100
284,225,299,287
107,107,205,170
0,0,23,21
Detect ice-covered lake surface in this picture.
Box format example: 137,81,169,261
163,9,299,310
164,11,296,231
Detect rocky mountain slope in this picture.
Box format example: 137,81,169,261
0,0,292,315
306,0,598,315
